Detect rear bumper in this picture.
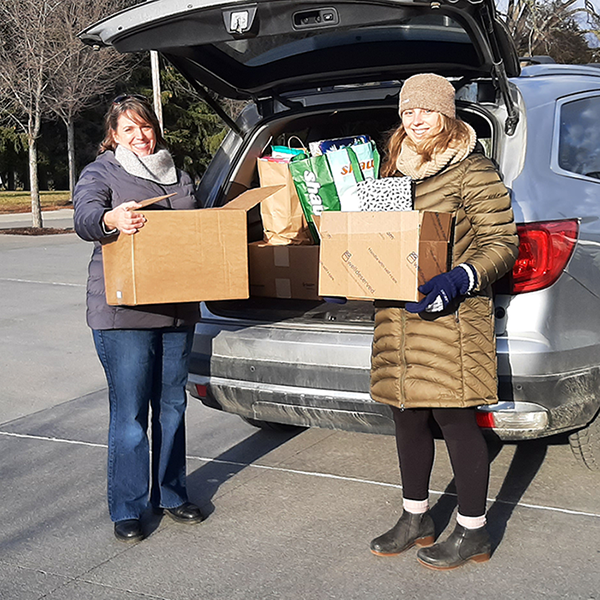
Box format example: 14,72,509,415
187,366,600,441
188,375,395,434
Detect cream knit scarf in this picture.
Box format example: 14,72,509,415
396,122,477,180
115,145,178,185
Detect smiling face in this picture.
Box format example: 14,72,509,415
113,111,157,157
401,108,442,146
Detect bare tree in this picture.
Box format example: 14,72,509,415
0,0,137,225
501,0,600,62
581,0,600,47
0,0,65,227
45,0,136,197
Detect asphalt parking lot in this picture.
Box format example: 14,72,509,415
0,224,599,600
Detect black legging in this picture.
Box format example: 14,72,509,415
391,406,489,517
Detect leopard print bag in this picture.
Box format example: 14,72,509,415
356,176,414,212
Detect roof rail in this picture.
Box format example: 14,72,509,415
519,56,556,66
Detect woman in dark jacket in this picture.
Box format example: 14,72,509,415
369,74,519,569
74,95,203,542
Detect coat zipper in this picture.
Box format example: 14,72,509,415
399,308,407,411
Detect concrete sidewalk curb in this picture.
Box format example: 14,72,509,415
0,208,74,229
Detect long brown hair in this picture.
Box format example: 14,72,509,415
380,114,472,177
98,95,168,155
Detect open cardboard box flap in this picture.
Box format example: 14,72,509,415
134,186,283,212
215,185,283,212
137,192,177,208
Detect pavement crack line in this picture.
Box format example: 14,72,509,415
2,546,175,600
1,429,599,520
0,277,85,287
37,577,173,600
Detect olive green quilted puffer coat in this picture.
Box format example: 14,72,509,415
370,151,519,409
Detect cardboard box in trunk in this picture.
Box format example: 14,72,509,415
318,210,453,301
248,242,320,300
101,186,283,306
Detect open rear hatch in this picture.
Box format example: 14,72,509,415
79,0,520,324
80,0,520,133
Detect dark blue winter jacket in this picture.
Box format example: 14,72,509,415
73,150,200,330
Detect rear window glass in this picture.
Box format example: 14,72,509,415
558,96,600,180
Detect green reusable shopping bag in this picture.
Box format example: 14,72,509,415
288,152,342,243
289,149,367,242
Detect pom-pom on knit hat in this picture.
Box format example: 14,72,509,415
398,73,456,119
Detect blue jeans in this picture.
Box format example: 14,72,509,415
93,328,194,522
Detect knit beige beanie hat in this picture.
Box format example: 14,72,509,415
398,73,456,119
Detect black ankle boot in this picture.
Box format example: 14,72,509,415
370,511,435,556
416,523,491,570
114,519,144,542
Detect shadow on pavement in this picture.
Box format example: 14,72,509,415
428,438,549,554
144,426,304,536
486,439,549,551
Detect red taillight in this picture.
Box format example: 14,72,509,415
195,384,207,398
476,411,495,428
511,220,578,294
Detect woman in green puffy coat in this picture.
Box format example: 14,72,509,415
369,73,519,570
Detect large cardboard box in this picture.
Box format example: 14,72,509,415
248,242,320,300
318,210,453,301
101,186,282,306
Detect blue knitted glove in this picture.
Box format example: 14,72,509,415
405,264,477,314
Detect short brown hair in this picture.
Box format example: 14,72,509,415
98,95,167,155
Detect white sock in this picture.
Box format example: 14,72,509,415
403,498,429,514
457,513,486,529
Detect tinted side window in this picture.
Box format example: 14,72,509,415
559,96,600,180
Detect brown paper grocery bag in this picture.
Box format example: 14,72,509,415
257,158,312,245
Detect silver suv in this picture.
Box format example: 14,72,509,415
82,0,600,470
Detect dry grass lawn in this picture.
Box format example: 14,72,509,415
0,191,72,214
